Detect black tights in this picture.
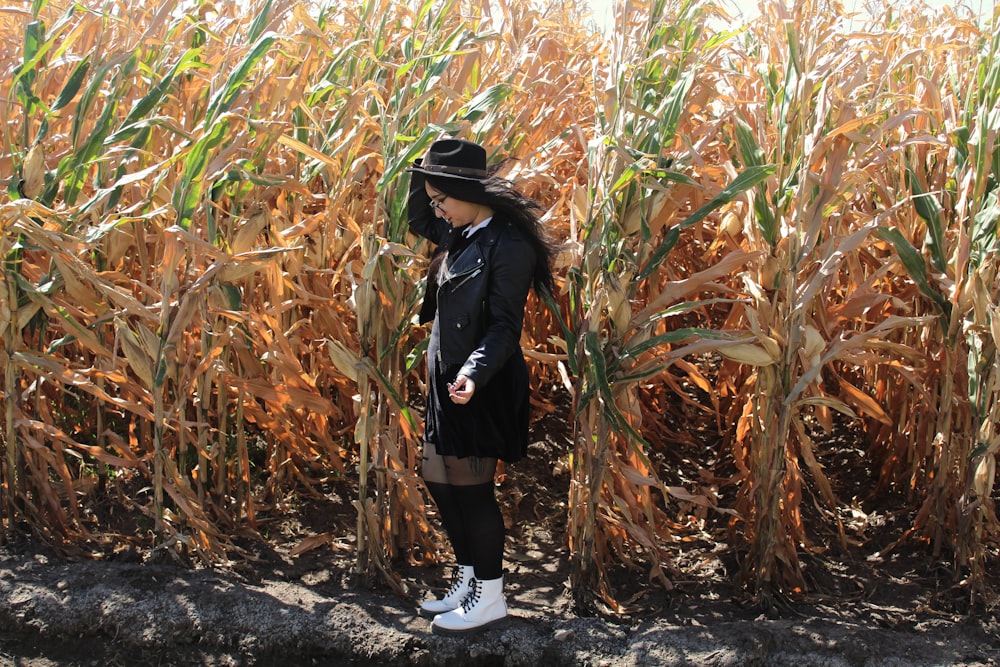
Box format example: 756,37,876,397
422,444,505,581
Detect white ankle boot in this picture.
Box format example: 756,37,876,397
430,576,507,635
419,565,474,619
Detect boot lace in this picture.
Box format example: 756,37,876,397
444,568,468,599
460,578,482,612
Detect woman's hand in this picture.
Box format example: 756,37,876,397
447,375,476,404
408,161,429,201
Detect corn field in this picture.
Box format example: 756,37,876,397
1,0,998,611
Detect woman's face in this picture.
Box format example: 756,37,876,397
425,183,492,229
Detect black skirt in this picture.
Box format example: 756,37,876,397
423,351,530,463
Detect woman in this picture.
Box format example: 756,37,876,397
405,137,554,636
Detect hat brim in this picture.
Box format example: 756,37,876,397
405,165,488,181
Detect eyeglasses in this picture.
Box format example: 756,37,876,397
429,194,448,212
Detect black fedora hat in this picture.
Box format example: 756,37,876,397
407,138,489,181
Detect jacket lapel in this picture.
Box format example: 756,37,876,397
445,242,485,279
444,223,500,281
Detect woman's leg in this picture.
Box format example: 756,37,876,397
419,444,477,618
440,455,503,581
421,444,473,565
430,454,508,635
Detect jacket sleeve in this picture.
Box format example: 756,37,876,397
458,232,536,387
406,167,448,244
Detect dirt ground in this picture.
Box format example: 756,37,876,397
0,393,998,666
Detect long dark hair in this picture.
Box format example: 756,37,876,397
427,173,556,297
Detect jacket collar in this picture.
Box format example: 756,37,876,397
445,223,501,278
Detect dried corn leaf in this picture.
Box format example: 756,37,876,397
719,342,777,366
21,144,45,199
971,452,996,500
326,338,360,383
838,378,891,425
117,320,155,387
13,351,153,419
792,417,838,510
290,533,334,557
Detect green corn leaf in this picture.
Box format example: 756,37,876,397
970,190,999,267
583,331,648,446
734,118,765,168
609,162,642,196
220,284,242,311
51,56,89,112
684,164,777,226
174,119,230,229
584,330,611,390
111,48,204,144
63,96,121,205
875,226,952,330
638,164,775,281
905,165,947,273
204,32,276,128
754,190,778,247
461,83,512,124
658,70,694,144
60,54,139,204
951,125,971,171
358,357,419,434
967,332,989,419
247,0,274,43
542,290,576,375
623,318,736,360
378,132,437,190
733,120,778,245
574,383,596,418
71,59,114,146
11,272,104,356
970,441,991,459
13,20,44,98
620,326,705,361
405,338,429,374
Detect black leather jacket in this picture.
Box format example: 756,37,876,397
409,195,536,389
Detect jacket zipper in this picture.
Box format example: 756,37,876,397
450,268,482,291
